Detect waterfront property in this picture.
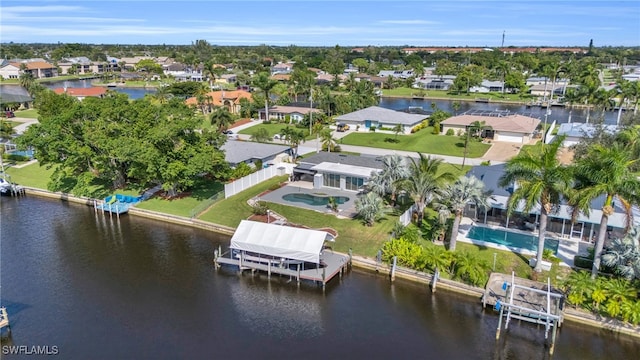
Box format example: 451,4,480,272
184,90,252,115
333,106,427,133
53,87,107,100
259,182,358,217
440,113,541,144
221,140,290,168
554,122,619,147
214,220,349,288
293,152,384,192
257,105,322,122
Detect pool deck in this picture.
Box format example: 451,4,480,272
258,182,360,218
457,218,592,268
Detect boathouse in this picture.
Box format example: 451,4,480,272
215,220,349,288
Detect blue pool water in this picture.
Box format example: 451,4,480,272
8,149,35,158
466,226,559,254
282,193,350,206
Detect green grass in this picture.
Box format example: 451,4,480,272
5,162,54,189
341,127,491,158
199,175,288,227
266,202,397,257
135,179,224,217
14,109,39,119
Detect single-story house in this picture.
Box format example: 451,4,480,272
554,123,620,147
440,114,540,144
469,80,505,93
185,90,252,115
333,106,428,133
466,164,636,242
258,105,322,122
216,74,237,84
0,63,21,80
414,78,454,91
529,83,566,97
53,87,107,100
221,140,290,167
293,152,384,192
271,62,294,75
378,70,414,79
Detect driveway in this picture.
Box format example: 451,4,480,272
480,141,522,162
9,117,39,135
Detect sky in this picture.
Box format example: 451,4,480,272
1,0,638,47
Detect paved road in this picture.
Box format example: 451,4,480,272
8,117,39,135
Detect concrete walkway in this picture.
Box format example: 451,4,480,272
9,117,39,135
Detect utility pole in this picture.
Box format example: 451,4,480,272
309,87,313,135
501,31,505,48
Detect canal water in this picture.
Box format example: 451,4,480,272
1,196,638,359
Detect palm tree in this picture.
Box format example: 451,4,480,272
253,72,278,121
203,61,218,90
400,154,455,224
355,192,387,226
367,154,410,206
614,79,637,125
602,226,640,280
571,143,640,278
210,107,234,132
19,70,35,94
453,251,488,286
434,176,493,251
280,127,306,159
320,129,337,152
498,136,572,272
462,121,492,168
422,244,453,273
392,124,404,140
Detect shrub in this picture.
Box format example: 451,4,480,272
446,129,454,136
251,201,269,215
3,154,30,161
480,160,491,166
432,122,440,135
574,256,594,269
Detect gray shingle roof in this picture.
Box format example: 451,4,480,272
221,140,289,165
298,152,385,169
0,85,33,103
334,106,427,126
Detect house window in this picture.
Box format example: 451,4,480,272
323,173,340,188
345,176,364,191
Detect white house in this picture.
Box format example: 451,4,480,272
0,63,21,80
555,123,620,147
293,152,385,192
258,106,322,122
333,106,427,134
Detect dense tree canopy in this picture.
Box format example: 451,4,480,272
18,91,229,197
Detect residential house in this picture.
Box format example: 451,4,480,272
441,114,540,143
221,140,290,168
554,123,620,147
9,61,58,79
469,80,505,93
466,164,634,242
378,70,414,79
414,76,455,90
292,152,384,192
53,87,107,101
271,62,294,75
258,105,322,122
184,90,252,115
529,83,566,98
0,63,21,80
333,106,427,134
216,74,237,84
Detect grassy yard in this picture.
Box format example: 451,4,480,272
199,175,289,227
13,109,39,119
237,123,316,140
340,127,490,158
135,179,224,217
5,162,55,189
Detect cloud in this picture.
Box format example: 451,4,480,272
1,5,85,13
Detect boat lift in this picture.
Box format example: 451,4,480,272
494,272,563,355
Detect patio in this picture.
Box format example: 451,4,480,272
257,182,360,218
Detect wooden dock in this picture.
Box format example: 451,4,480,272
215,250,350,289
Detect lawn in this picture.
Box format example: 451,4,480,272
135,179,224,217
199,175,289,227
13,109,39,119
340,127,491,158
5,162,55,189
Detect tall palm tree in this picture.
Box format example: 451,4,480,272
462,121,492,168
252,72,278,121
571,143,640,278
210,107,234,133
400,154,455,224
368,154,410,206
434,176,493,251
614,79,637,125
499,136,572,272
319,129,337,152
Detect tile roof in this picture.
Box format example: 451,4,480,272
184,90,252,106
441,114,540,134
265,106,322,115
53,87,107,97
11,61,55,70
334,106,427,126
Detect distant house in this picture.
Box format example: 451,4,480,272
555,123,620,147
0,63,21,80
293,152,384,192
216,74,237,84
378,70,414,79
0,85,33,109
221,140,290,167
271,62,294,75
184,90,252,115
11,61,58,79
414,76,454,90
529,83,566,97
441,114,540,143
469,80,505,93
258,105,322,122
271,74,291,82
333,106,427,133
53,87,107,100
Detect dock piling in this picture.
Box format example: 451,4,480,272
390,256,397,282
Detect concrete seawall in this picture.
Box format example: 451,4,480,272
18,187,640,338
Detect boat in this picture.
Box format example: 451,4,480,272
0,177,24,196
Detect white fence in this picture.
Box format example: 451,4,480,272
399,205,417,226
224,163,295,198
544,120,557,144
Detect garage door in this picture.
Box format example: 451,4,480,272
496,132,523,143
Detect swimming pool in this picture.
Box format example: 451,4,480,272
8,149,35,158
281,193,350,207
466,226,559,254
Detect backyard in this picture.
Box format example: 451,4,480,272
237,123,316,140
340,126,491,158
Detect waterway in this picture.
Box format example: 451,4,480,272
1,196,638,359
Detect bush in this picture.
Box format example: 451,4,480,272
432,122,440,135
3,154,30,161
268,182,283,191
446,129,455,136
480,160,491,166
574,256,594,269
251,201,269,215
